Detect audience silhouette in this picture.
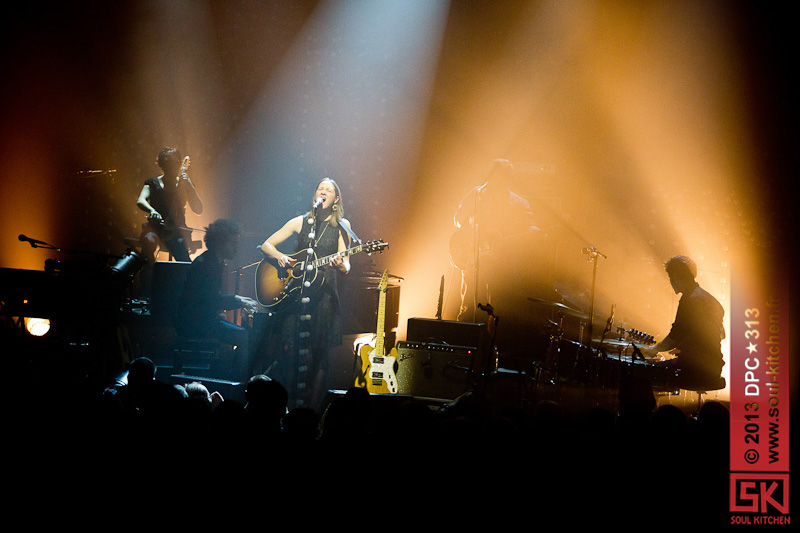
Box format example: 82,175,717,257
7,354,730,523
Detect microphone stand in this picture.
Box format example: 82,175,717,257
583,246,606,352
18,234,144,286
18,235,144,314
231,259,261,325
291,202,323,407
19,234,123,261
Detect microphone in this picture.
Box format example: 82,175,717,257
313,197,323,209
581,246,607,258
18,234,47,247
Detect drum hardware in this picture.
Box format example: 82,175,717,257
529,297,590,376
615,326,655,346
527,297,589,320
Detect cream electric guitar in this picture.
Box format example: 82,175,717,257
354,269,398,394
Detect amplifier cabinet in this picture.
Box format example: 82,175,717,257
396,341,475,400
406,318,486,349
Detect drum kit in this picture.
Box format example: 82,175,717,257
527,296,678,392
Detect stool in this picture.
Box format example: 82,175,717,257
689,376,726,414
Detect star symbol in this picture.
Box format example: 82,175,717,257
746,342,758,354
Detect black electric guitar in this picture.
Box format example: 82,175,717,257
354,269,399,394
254,239,388,312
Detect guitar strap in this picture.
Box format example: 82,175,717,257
338,220,361,245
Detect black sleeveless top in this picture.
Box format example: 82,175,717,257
145,176,187,227
295,213,347,298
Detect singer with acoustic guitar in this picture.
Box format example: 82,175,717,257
257,178,352,410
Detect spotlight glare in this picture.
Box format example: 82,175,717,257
25,317,51,337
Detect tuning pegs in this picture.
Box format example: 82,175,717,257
625,328,655,344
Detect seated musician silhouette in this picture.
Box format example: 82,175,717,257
642,255,726,390
174,219,259,378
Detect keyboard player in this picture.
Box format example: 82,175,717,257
640,255,726,390
174,218,259,379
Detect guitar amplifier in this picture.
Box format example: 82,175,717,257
406,318,486,349
396,341,476,400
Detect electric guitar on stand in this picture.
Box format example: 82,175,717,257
354,269,398,394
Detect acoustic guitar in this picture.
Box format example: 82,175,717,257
254,239,388,312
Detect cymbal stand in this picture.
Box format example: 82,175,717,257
538,313,565,397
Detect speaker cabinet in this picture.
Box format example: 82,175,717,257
396,341,476,400
150,261,191,321
406,318,486,348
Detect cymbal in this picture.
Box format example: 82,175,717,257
358,270,404,281
592,338,631,348
527,297,588,319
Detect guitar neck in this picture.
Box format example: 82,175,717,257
375,287,386,355
312,243,365,268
